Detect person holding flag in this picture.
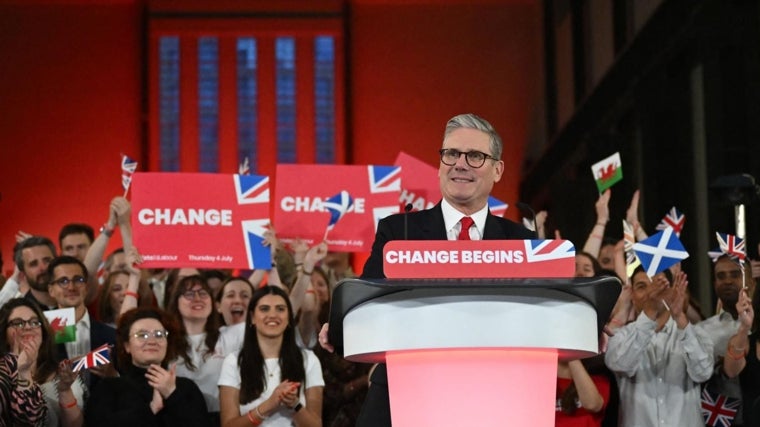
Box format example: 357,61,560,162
604,266,714,427
318,113,533,427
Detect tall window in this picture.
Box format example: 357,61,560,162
148,15,344,177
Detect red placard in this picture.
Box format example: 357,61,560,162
383,240,575,278
131,172,271,269
273,164,401,252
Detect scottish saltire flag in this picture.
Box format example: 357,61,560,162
716,232,746,262
701,387,739,427
324,191,354,230
121,154,138,195
633,228,689,277
487,196,508,218
368,165,401,193
238,157,250,175
591,152,623,193
524,239,576,263
623,220,641,277
655,207,685,236
43,307,76,344
72,344,111,372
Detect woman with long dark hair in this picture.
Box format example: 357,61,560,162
218,286,324,426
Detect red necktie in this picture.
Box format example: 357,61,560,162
458,217,474,240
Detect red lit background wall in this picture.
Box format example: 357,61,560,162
0,0,541,276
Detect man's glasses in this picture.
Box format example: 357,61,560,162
716,270,742,281
439,148,497,168
132,330,169,341
50,276,87,288
7,319,43,329
181,289,211,300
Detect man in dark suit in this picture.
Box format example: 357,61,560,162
320,113,534,426
47,256,118,387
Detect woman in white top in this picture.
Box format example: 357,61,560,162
166,275,225,423
218,286,324,427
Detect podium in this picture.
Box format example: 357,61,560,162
327,276,621,427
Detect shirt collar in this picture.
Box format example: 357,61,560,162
441,198,489,238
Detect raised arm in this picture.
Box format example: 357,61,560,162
119,247,143,315
626,190,648,241
724,289,753,378
583,189,611,257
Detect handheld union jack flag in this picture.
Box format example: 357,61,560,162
716,232,746,263
655,206,685,236
633,228,689,277
121,154,138,197
72,344,111,372
701,387,739,427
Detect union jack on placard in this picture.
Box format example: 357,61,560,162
241,219,271,270
487,196,508,218
234,175,269,205
701,387,739,427
72,344,111,372
655,206,685,236
368,165,401,194
524,240,576,263
716,232,746,262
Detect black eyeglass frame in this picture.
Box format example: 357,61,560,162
438,148,497,168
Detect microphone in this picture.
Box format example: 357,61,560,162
516,202,538,239
403,203,413,240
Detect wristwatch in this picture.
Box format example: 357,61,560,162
99,224,114,238
292,403,303,413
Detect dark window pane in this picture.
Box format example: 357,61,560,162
314,36,335,164
159,36,180,171
276,37,296,163
237,38,258,173
198,37,219,172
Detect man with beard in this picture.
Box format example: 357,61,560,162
0,236,58,309
696,254,755,357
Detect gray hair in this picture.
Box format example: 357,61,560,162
443,113,503,160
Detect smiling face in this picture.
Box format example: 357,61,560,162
438,127,504,214
177,281,213,323
124,318,168,368
251,294,290,339
48,263,87,310
5,306,43,353
216,280,253,325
